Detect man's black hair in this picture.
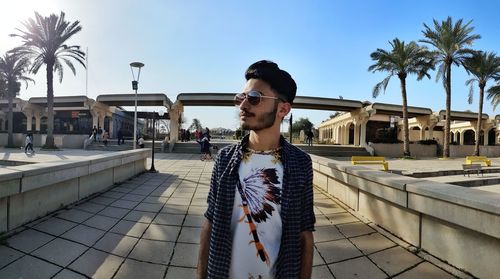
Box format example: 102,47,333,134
245,60,297,104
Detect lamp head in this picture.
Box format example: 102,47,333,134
130,62,144,68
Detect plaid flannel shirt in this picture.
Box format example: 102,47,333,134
204,135,315,278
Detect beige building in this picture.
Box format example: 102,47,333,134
318,102,500,147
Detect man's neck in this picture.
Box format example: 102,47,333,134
248,129,281,151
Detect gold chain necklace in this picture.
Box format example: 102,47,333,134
242,147,281,164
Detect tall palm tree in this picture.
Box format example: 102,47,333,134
463,51,500,156
368,38,434,157
420,17,481,158
0,52,34,147
10,11,85,148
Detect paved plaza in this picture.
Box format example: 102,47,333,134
0,149,473,278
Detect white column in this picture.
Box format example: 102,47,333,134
460,131,465,145
484,129,489,146
168,107,182,152
354,124,360,146
25,111,33,131
108,115,114,138
99,113,105,131
420,125,426,140
91,111,99,128
35,116,41,131
428,125,435,140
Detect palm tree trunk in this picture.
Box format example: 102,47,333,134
474,85,485,156
443,63,452,158
45,63,55,148
400,76,410,157
7,90,14,147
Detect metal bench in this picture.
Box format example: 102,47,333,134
462,164,483,177
465,156,491,166
351,156,389,171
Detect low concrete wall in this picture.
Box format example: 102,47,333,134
371,143,436,158
311,155,500,279
0,133,89,148
450,144,500,157
0,149,148,233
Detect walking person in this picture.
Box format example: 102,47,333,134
102,130,109,146
197,60,315,278
306,130,314,146
24,133,34,154
92,126,97,142
197,133,212,161
117,129,124,145
138,136,145,148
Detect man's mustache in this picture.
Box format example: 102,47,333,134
240,109,255,117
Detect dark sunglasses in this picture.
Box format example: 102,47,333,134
234,90,283,106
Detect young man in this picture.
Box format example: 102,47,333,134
197,60,315,278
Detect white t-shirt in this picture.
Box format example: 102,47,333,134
229,152,283,279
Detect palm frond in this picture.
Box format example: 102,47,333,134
487,83,500,110
372,75,392,98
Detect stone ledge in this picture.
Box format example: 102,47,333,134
406,180,500,215
0,168,22,198
409,192,500,239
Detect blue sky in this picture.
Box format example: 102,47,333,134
1,0,499,130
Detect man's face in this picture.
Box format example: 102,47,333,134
238,79,281,131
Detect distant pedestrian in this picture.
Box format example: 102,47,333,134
25,133,34,154
117,129,124,145
92,126,97,142
197,133,212,161
97,127,102,142
306,130,314,146
138,136,145,148
102,130,109,146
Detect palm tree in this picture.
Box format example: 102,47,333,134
189,118,203,132
10,11,85,148
0,52,34,147
420,17,481,158
463,51,500,156
368,38,434,157
487,81,500,109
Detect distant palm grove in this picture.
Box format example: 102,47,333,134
0,12,499,154
0,11,85,149
369,16,499,158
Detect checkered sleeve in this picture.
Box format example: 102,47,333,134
204,153,220,223
301,154,315,232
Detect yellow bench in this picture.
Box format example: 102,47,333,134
351,156,389,171
465,156,491,166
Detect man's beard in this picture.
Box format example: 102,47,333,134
241,105,278,131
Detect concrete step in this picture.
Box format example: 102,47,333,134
298,145,370,157
171,142,369,157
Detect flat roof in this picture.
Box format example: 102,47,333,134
96,93,173,108
368,103,432,118
177,93,364,111
438,110,488,121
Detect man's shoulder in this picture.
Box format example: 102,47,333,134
218,143,239,155
284,142,311,162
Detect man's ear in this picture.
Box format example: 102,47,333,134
278,102,292,118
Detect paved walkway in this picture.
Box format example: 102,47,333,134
0,150,469,278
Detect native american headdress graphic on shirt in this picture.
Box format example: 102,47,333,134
242,168,281,223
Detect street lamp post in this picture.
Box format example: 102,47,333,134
148,111,157,172
148,110,164,173
130,62,144,149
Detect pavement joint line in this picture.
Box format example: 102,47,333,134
108,171,183,279
415,249,477,279
315,185,471,279
162,161,207,278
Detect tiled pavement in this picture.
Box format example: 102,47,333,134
0,153,469,278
